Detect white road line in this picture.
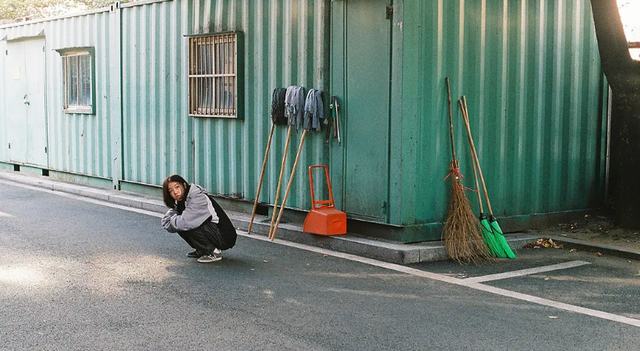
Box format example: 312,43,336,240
0,211,13,217
243,232,640,328
464,282,640,327
463,260,592,283
6,179,640,328
0,180,163,218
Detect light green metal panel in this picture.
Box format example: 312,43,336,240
389,1,407,227
4,38,46,166
45,12,113,179
194,0,330,210
402,0,607,226
19,38,48,166
0,35,6,162
341,0,391,221
121,0,330,212
121,0,194,186
0,25,47,167
0,13,115,179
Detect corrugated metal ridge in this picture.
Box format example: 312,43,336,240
2,30,45,42
0,8,110,30
120,0,173,9
0,0,172,30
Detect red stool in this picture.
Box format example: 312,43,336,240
303,165,347,235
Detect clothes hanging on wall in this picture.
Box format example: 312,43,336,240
285,86,306,130
270,88,288,125
304,89,324,132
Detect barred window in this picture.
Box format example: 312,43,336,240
61,50,94,114
188,33,238,118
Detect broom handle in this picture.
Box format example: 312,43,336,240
446,77,456,161
248,122,276,234
271,130,307,240
461,96,494,216
268,125,293,238
460,102,484,214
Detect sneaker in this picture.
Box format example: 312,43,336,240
197,253,222,263
213,248,222,255
186,250,205,258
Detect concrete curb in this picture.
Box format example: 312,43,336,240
2,169,637,264
549,236,640,261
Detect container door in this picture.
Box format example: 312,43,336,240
332,0,392,222
5,39,48,167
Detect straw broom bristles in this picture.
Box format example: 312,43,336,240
443,159,491,264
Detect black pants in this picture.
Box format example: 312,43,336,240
178,219,236,254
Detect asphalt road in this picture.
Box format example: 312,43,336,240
1,183,639,351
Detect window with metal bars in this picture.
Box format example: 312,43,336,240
61,50,94,114
188,33,238,118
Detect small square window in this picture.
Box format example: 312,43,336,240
60,49,94,114
188,33,238,118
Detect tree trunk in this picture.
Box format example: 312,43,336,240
590,0,640,228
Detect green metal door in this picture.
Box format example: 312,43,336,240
333,0,391,221
5,38,48,167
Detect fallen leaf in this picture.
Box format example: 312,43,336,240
549,316,558,319
569,249,577,253
544,277,550,281
263,260,269,263
523,238,564,249
323,255,328,257
595,252,603,257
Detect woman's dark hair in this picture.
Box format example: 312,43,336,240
162,174,189,208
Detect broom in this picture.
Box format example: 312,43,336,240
459,99,505,258
442,78,490,263
461,96,515,259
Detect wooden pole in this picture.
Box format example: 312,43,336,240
248,122,275,234
268,125,293,238
460,96,494,216
446,77,457,161
270,130,308,240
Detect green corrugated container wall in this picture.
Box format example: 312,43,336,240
120,0,329,211
398,0,607,232
0,0,330,209
0,0,608,242
0,38,5,162
0,12,114,180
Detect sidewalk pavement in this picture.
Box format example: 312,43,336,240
1,169,638,264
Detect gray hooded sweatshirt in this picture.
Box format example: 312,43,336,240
163,184,219,233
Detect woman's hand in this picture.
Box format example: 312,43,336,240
161,209,177,232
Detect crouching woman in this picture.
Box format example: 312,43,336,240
161,174,237,263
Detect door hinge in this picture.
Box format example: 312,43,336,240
8,143,10,149
44,147,48,154
386,5,393,19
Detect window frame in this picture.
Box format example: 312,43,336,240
187,32,242,119
57,47,96,115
